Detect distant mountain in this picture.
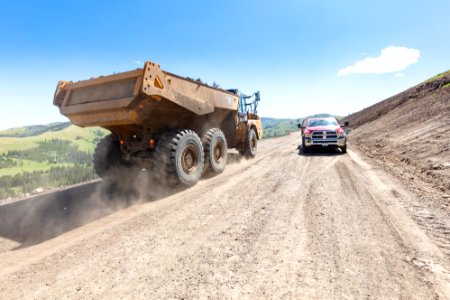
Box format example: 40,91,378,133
0,122,71,137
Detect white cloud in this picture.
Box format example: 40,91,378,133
133,60,142,65
337,46,420,76
395,72,405,77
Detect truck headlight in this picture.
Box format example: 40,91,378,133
337,131,345,138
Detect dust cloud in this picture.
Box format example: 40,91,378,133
0,151,247,251
0,169,175,250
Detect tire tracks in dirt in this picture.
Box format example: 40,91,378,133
0,132,448,299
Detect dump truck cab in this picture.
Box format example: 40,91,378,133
227,89,263,155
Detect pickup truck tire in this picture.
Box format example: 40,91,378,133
155,129,204,186
203,128,227,174
302,137,310,154
244,128,257,158
341,144,347,154
93,134,135,180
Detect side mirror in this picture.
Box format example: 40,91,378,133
344,121,349,127
255,91,261,102
297,124,301,129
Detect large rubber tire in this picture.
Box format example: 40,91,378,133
202,128,227,174
93,134,124,180
154,129,204,186
341,143,347,154
244,128,257,158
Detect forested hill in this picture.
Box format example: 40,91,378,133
261,118,300,138
0,125,107,200
0,122,71,137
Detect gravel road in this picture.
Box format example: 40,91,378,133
0,132,449,299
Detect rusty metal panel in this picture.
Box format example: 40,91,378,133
68,78,137,105
69,110,140,127
62,97,135,115
54,60,240,129
141,62,214,115
163,72,238,111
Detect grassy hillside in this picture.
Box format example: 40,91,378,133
0,124,107,200
261,118,300,138
0,123,106,153
0,122,71,138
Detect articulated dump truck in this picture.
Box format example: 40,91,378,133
54,60,262,186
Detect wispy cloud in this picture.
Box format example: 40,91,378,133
133,60,142,65
338,46,420,76
395,72,405,78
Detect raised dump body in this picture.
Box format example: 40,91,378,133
54,60,262,185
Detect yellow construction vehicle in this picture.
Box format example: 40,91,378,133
54,60,262,185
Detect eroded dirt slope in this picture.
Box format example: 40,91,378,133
0,133,448,299
346,72,450,209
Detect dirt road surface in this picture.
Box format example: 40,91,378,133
0,132,449,299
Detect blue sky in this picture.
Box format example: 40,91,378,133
0,0,449,129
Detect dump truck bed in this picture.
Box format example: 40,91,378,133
54,61,239,131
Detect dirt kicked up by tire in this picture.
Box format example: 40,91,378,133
93,134,123,180
93,134,140,181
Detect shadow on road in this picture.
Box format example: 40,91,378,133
0,155,244,250
0,175,182,249
0,181,102,249
296,145,345,156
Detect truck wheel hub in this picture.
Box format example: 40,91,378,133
182,145,198,174
214,141,224,162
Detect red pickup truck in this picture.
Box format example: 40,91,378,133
298,117,348,154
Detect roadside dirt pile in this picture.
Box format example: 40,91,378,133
347,71,450,209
